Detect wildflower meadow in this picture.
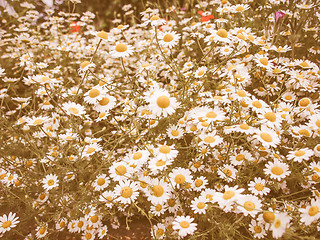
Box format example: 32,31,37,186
0,0,320,239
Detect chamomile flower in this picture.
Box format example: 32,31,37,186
62,102,86,117
93,94,116,112
191,176,208,192
26,116,49,126
237,194,262,217
114,180,139,204
287,148,313,162
158,31,180,49
148,157,174,174
248,219,267,239
99,190,115,208
255,55,272,69
0,212,19,234
146,89,178,117
217,164,238,182
110,42,134,58
255,126,280,148
146,178,171,205
97,225,108,239
83,143,102,157
194,66,207,78
191,196,208,214
270,212,291,239
168,167,193,188
216,185,245,211
84,85,105,104
109,161,132,182
150,203,167,216
42,174,59,191
299,198,320,225
172,215,197,238
248,177,270,196
199,132,223,148
55,218,67,231
264,159,290,181
152,223,166,239
92,174,110,191
35,225,48,238
154,143,178,160
166,125,184,139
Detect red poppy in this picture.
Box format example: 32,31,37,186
70,21,81,33
198,10,214,22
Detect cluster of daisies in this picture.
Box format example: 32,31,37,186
0,0,320,239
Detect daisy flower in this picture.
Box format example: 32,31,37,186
114,180,139,204
216,185,245,211
248,177,270,196
270,212,291,239
168,167,193,188
152,223,166,239
146,89,178,117
199,132,223,148
194,66,207,78
92,174,110,191
84,85,105,104
255,55,272,69
255,126,280,148
248,219,267,239
214,28,231,43
230,150,253,165
35,225,48,239
217,164,238,182
97,225,108,239
26,116,49,126
82,143,102,157
81,231,95,240
299,198,320,225
109,161,132,182
62,102,86,117
264,159,291,181
110,42,134,58
150,203,167,216
146,178,171,205
158,31,180,49
148,157,174,174
99,190,115,208
237,194,262,217
191,176,208,192
154,143,178,160
0,212,19,234
42,174,59,191
172,215,197,238
287,148,313,162
93,94,116,112
191,196,208,214
166,125,184,139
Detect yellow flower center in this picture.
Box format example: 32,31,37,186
254,226,262,233
171,130,179,136
308,206,319,216
89,89,100,98
294,150,305,157
252,101,262,108
86,148,95,154
91,215,99,223
115,165,127,176
174,174,186,184
255,183,264,191
99,97,110,106
155,204,162,211
155,159,166,166
85,233,92,239
197,202,206,209
244,201,255,211
195,179,203,187
274,219,281,228
264,112,276,122
33,119,44,125
271,166,284,175
163,34,174,42
299,98,310,107
121,186,133,198
206,111,217,118
2,221,11,228
237,90,247,97
223,190,235,200
39,227,46,235
236,154,245,161
204,136,215,143
260,132,273,142
115,43,128,52
159,145,171,154
156,96,170,108
152,185,164,197
197,70,205,76
300,62,309,68
150,15,160,21
217,29,228,38
259,58,268,66
133,152,142,160
156,228,164,236
68,107,79,114
235,6,244,11
97,31,108,40
47,179,55,186
80,61,90,69
97,178,105,186
179,221,190,228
